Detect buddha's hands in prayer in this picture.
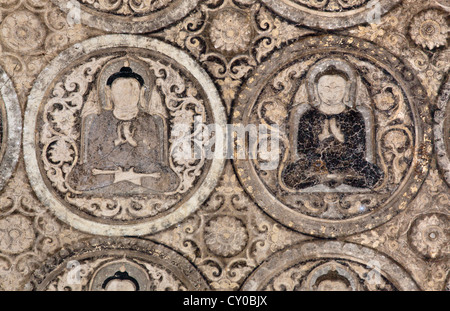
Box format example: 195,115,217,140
318,118,345,143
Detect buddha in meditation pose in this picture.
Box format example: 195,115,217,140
68,60,178,194
282,59,383,190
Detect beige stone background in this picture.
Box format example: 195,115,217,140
0,0,448,291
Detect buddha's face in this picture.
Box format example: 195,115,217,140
316,279,351,291
104,279,137,291
110,78,142,111
317,74,347,106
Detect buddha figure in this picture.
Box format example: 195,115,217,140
102,269,140,291
67,60,179,194
282,59,383,190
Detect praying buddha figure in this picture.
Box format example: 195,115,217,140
282,59,383,190
68,60,179,194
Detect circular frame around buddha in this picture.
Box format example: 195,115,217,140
24,35,226,236
50,0,199,34
260,0,401,30
240,241,420,291
28,238,210,291
0,66,21,192
434,74,450,185
233,35,431,238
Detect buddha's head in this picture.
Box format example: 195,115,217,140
314,66,352,115
105,61,146,120
313,270,353,291
101,267,140,291
306,59,357,114
317,73,348,107
316,278,352,291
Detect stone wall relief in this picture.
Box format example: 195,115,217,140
233,35,431,237
241,241,420,291
348,2,449,101
348,169,449,291
23,35,226,236
0,0,447,292
282,58,383,192
434,75,450,185
260,0,401,30
0,66,21,193
0,0,101,103
153,163,307,290
0,166,89,291
160,0,315,113
50,0,199,33
27,238,210,291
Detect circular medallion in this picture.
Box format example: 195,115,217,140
24,35,226,236
409,9,449,50
204,216,249,257
0,66,21,192
434,75,450,185
209,9,252,53
28,238,210,291
0,11,46,53
241,241,419,291
260,0,400,30
50,0,199,33
233,35,431,237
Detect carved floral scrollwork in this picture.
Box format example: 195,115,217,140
0,167,88,291
0,0,448,292
40,57,112,194
24,35,226,237
233,35,430,237
291,0,369,12
241,241,420,291
79,0,174,16
409,9,449,50
50,0,199,33
434,75,450,185
27,238,210,291
38,54,209,220
154,163,305,291
161,0,313,112
0,10,47,54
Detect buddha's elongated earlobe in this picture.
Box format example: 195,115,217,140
343,83,350,106
139,86,147,111
104,86,113,110
293,83,308,108
149,86,168,118
343,80,354,108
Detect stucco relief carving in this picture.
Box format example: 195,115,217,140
409,9,449,50
23,35,226,236
435,75,450,185
241,241,420,291
27,238,210,291
0,0,448,292
260,0,401,29
0,66,21,193
233,35,431,237
50,0,199,33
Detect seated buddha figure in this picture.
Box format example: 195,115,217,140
67,61,179,194
282,59,383,190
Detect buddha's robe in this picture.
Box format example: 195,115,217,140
68,110,178,194
283,107,383,189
